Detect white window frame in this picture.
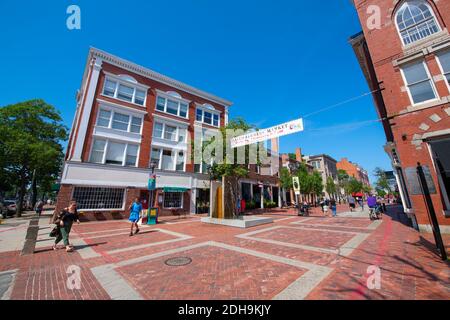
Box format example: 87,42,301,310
399,60,439,106
101,73,149,107
153,121,186,143
154,90,190,120
163,192,184,209
149,147,186,172
89,138,141,167
96,107,143,135
195,105,221,128
394,0,441,47
435,50,450,94
71,186,126,211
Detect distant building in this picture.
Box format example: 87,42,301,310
336,158,370,186
304,154,338,198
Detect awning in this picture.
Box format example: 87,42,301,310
163,187,189,193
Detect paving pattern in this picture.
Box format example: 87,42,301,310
0,205,448,300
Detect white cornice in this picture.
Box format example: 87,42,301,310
89,47,233,107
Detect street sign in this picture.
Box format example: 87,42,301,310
292,177,300,195
231,118,304,148
148,174,156,191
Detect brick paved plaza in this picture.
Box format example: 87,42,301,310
0,205,448,300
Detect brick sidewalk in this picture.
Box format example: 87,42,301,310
0,205,448,300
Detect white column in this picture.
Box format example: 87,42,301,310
190,188,197,214
72,58,103,162
260,186,264,209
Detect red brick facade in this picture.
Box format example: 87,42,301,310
352,0,450,231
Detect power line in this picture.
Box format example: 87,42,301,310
303,88,381,119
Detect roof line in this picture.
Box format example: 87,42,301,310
89,47,233,107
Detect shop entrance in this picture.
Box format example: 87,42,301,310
196,188,210,214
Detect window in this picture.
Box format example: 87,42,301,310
73,187,125,210
102,77,147,106
195,108,220,127
436,50,450,87
196,108,203,121
178,128,186,143
90,139,106,163
402,61,437,104
125,144,139,166
112,113,130,131
176,151,185,171
105,141,126,165
151,148,161,168
155,94,189,119
161,149,174,170
153,122,164,138
396,1,440,46
90,138,140,167
97,110,111,128
164,125,177,141
97,108,142,134
163,192,183,208
429,137,450,211
130,117,142,134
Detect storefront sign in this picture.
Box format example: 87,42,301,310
231,118,304,148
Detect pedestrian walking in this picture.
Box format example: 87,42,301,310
52,200,80,252
128,197,143,236
34,200,44,216
320,198,325,213
330,198,337,217
348,195,356,212
323,198,329,216
357,196,364,211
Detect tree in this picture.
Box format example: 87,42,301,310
204,118,267,219
373,167,391,195
0,100,68,215
326,176,337,199
337,169,350,196
279,167,292,190
345,177,363,195
310,171,324,200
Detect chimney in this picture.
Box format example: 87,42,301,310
295,148,302,162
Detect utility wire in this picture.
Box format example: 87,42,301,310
302,88,381,119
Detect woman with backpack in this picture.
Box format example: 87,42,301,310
52,199,80,252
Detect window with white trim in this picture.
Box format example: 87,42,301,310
96,108,143,134
401,60,437,104
195,107,220,127
73,187,125,210
152,121,186,143
155,93,189,119
102,76,147,106
89,138,140,167
395,1,440,46
150,147,185,172
436,50,450,87
163,192,183,208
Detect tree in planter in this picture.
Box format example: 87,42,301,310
0,100,67,216
200,118,267,219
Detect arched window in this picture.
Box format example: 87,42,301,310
396,0,440,45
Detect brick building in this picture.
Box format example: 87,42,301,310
57,48,233,219
57,48,281,220
351,0,450,233
304,154,339,198
336,158,370,187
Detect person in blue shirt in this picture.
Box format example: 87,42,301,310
128,197,143,236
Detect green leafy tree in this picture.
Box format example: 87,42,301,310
279,167,292,190
310,171,324,198
345,177,363,195
0,100,68,215
326,176,337,199
373,167,391,195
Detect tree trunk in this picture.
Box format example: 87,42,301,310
17,170,26,217
31,170,37,208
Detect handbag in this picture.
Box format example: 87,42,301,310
49,226,60,237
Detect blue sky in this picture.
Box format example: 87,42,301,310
0,0,391,183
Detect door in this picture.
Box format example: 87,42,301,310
429,137,450,211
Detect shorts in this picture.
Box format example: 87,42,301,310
128,211,140,223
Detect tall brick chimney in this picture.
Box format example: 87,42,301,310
295,148,302,162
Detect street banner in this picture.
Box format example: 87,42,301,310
231,118,304,148
292,176,300,195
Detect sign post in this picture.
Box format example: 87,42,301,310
292,176,301,215
147,172,157,225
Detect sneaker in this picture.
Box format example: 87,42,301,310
129,232,133,236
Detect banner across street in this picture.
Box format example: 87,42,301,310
231,118,304,148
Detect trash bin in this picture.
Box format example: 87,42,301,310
147,207,159,225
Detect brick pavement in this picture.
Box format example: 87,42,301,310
0,205,448,300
